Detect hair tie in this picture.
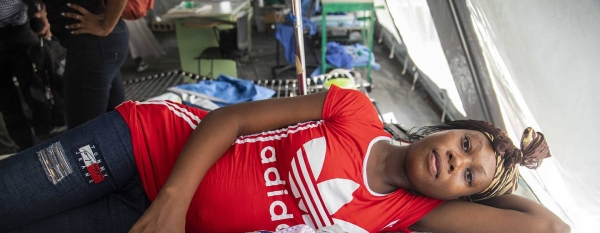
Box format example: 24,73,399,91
519,127,551,169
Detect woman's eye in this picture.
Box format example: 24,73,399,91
466,169,473,185
462,136,470,152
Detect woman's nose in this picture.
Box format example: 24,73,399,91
448,152,465,173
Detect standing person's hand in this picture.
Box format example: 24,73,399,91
33,2,52,39
62,3,109,36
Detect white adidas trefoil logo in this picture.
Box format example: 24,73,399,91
287,137,368,233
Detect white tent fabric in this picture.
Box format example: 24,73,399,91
379,0,598,231
375,0,466,117
465,0,599,231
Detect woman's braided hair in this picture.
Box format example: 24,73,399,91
405,120,551,201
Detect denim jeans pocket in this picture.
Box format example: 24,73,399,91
99,31,129,68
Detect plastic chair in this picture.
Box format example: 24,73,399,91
195,13,258,79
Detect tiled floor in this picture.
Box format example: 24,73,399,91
120,28,443,131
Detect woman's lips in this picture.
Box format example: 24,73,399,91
429,150,441,178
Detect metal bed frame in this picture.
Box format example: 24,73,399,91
122,69,404,139
123,70,371,101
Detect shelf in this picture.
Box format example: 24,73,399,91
320,1,375,90
321,3,375,13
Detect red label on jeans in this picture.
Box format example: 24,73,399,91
73,143,110,185
87,163,105,183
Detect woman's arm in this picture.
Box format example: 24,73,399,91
411,194,570,233
129,91,329,233
98,0,127,34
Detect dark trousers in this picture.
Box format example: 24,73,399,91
0,112,19,155
60,20,130,129
0,23,39,149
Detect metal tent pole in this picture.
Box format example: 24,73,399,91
291,0,307,95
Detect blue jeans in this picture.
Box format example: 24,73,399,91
61,20,129,129
0,111,150,232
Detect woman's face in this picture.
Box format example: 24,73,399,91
404,129,497,200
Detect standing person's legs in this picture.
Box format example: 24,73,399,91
62,20,129,129
124,18,164,73
0,24,39,149
107,68,125,112
0,112,20,155
0,111,140,231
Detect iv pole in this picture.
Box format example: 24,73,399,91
291,0,307,95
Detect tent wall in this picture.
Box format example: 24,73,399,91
375,0,468,122
464,1,600,231
426,0,504,125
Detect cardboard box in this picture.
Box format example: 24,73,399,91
263,9,287,35
263,9,286,24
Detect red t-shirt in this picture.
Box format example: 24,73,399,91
116,86,444,233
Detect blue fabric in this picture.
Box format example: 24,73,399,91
310,66,323,77
275,13,316,65
346,43,381,70
300,0,321,16
301,0,311,17
175,75,275,106
325,42,353,69
0,111,149,232
275,24,295,65
311,43,380,77
285,13,316,36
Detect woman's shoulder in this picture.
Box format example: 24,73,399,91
323,86,380,124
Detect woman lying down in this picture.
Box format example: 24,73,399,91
0,85,569,233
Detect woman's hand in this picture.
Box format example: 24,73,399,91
62,3,110,36
129,190,188,233
33,1,52,39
